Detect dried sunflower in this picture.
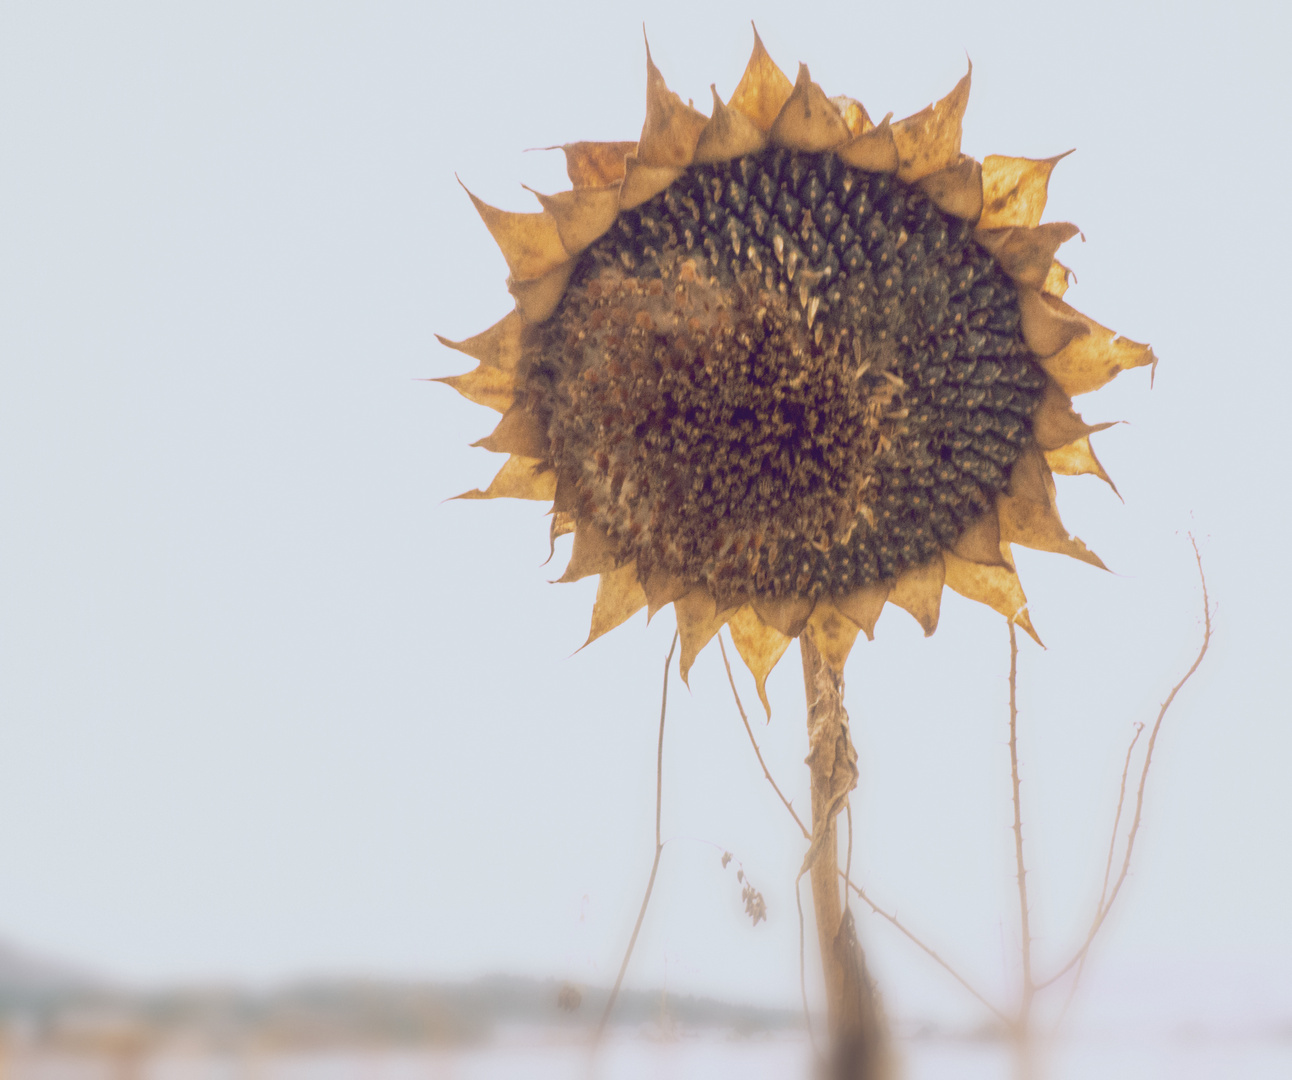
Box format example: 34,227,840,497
437,32,1154,710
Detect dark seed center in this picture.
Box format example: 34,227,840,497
525,148,1046,601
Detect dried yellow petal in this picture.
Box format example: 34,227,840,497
975,222,1081,289
472,404,548,457
643,569,689,620
435,311,528,373
1043,260,1072,298
676,589,729,684
1031,379,1115,451
918,154,983,222
833,584,889,641
693,85,767,164
979,152,1071,230
462,184,569,282
805,600,862,675
768,64,852,151
997,448,1106,569
891,64,971,182
557,522,616,582
1018,287,1090,358
454,455,556,502
952,509,1008,567
1040,303,1158,397
618,154,685,211
1045,435,1119,494
583,562,647,648
751,595,815,638
562,141,637,188
887,555,946,636
638,43,709,168
942,551,1043,645
727,605,792,718
836,115,898,173
433,365,516,414
527,184,621,256
508,259,576,324
728,26,794,132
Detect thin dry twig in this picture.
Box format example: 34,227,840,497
1038,535,1213,991
1008,622,1035,1023
594,630,679,1042
720,631,1003,1024
718,633,810,840
842,875,1010,1025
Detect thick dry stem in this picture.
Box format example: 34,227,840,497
799,636,890,1080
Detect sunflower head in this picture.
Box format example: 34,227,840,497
438,30,1155,713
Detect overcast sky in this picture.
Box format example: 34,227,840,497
1,0,1288,1031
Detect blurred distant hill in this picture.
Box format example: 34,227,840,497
0,938,798,1049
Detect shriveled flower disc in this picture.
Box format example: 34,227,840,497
438,32,1155,710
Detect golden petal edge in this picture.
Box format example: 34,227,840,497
887,554,946,636
643,569,689,620
768,63,852,151
453,455,556,502
804,600,862,676
918,154,983,222
508,259,576,324
952,509,1009,567
583,563,647,648
975,222,1081,289
1044,260,1072,298
836,115,898,173
832,96,874,137
979,152,1071,230
562,141,638,188
751,595,816,638
1031,378,1116,451
528,184,621,256
461,183,569,282
1045,435,1119,494
942,551,1043,646
471,404,548,457
727,605,792,718
618,154,685,211
557,522,616,582
433,366,516,414
997,448,1107,569
435,311,528,373
1018,287,1090,358
676,589,730,685
833,583,889,641
891,63,971,183
1040,302,1158,397
638,43,709,168
693,85,768,164
728,25,794,132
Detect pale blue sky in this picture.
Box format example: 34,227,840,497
1,0,1288,1029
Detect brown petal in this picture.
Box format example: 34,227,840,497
804,600,862,676
637,42,709,168
976,222,1081,289
433,365,515,413
919,154,983,222
676,589,729,684
583,563,647,648
942,551,1043,645
1044,260,1072,298
728,26,794,132
454,455,556,502
562,141,638,188
832,96,873,137
887,555,946,636
836,115,898,173
979,152,1072,230
998,448,1106,569
952,509,1009,567
727,605,792,718
435,311,529,373
833,584,889,641
1018,287,1090,358
693,85,768,164
557,522,616,582
1045,435,1119,495
643,569,690,620
526,184,621,256
472,405,548,457
618,153,685,211
768,63,852,151
891,63,971,183
1040,303,1158,397
751,595,815,638
508,259,576,324
1031,378,1116,451
462,183,568,282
